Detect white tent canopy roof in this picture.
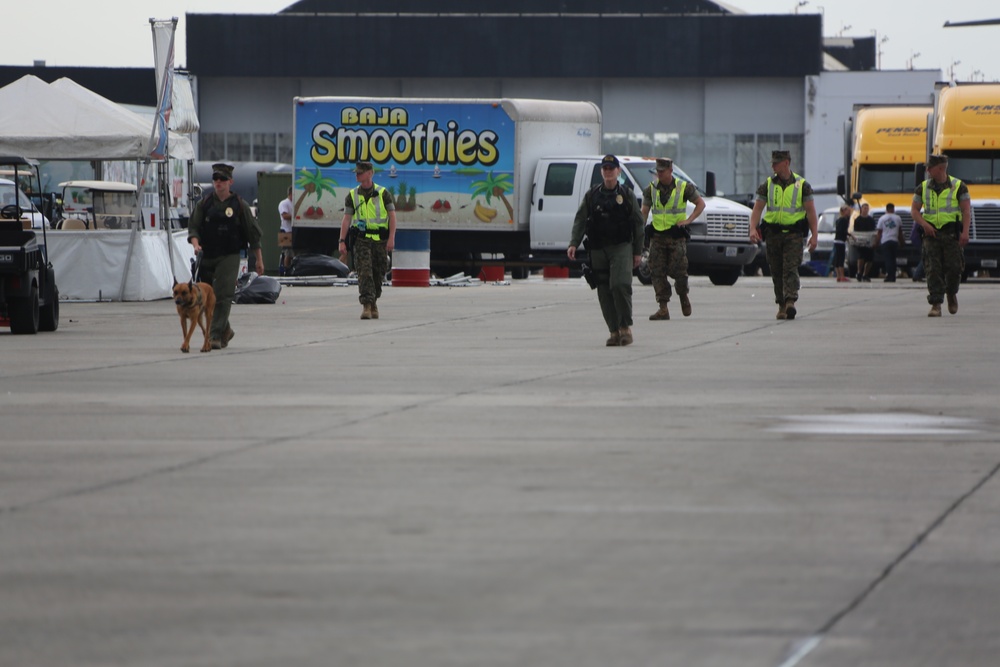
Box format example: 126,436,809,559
0,75,194,161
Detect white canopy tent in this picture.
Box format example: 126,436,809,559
0,75,193,160
0,75,196,300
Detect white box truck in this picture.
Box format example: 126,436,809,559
292,97,756,283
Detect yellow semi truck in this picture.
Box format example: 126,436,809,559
929,82,1000,274
839,104,930,272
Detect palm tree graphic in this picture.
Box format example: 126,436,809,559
293,168,338,217
470,172,514,221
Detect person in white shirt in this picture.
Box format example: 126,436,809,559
278,186,295,274
875,202,905,283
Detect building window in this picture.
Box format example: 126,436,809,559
201,133,226,162
200,132,294,164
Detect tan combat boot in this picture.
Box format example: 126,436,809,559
649,303,670,320
371,302,380,319
776,302,787,320
618,327,633,346
784,299,797,320
221,326,235,348
680,293,692,317
947,293,958,315
361,303,372,319
606,330,621,346
928,303,942,317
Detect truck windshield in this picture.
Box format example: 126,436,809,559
945,151,1000,186
0,180,37,210
604,162,703,195
858,165,916,193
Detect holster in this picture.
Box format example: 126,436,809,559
581,262,599,290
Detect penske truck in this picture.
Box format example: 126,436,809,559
838,104,930,272
291,97,756,283
928,82,1000,274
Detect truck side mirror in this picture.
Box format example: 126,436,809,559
704,171,717,197
914,164,925,185
836,174,846,197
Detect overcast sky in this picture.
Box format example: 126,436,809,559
6,0,998,82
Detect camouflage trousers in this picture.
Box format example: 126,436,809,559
922,232,963,305
648,234,688,305
354,237,389,305
764,227,803,304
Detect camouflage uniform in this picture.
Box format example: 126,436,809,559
913,178,969,306
643,179,698,307
187,191,262,341
344,185,395,305
756,174,814,307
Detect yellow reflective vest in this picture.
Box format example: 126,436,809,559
763,173,806,227
648,179,688,232
921,176,963,229
350,185,390,241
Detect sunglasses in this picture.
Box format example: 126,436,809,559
212,175,229,182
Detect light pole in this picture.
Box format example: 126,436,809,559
794,0,808,13
838,23,852,37
879,35,889,70
907,51,921,70
950,59,961,82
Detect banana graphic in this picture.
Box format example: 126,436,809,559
474,202,499,222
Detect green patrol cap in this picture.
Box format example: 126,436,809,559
655,157,673,171
771,150,791,163
211,163,234,180
355,161,374,173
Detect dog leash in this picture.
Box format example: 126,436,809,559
190,250,203,283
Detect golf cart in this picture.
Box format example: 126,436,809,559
0,156,59,334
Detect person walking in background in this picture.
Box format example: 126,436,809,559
339,161,396,320
875,202,904,282
911,154,970,317
567,155,644,346
748,150,818,320
278,186,294,275
640,157,705,320
187,162,264,349
832,204,851,282
851,202,877,282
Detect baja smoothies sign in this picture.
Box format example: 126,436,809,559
293,99,517,227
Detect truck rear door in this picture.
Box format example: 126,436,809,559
529,158,589,251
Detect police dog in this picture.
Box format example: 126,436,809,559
173,280,216,353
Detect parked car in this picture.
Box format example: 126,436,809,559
0,177,50,229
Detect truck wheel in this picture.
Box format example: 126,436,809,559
708,269,740,286
39,281,59,332
510,266,530,280
9,284,40,334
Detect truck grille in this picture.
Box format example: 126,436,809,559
706,213,750,238
972,205,1000,241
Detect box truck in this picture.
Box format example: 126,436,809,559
928,82,1000,274
838,104,930,272
291,97,756,284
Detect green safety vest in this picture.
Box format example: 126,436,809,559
350,185,389,241
648,179,688,232
921,176,963,229
763,173,806,227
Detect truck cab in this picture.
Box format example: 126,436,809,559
531,156,757,285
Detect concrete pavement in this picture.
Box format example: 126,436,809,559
1,275,998,667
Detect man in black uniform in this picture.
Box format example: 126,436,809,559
567,155,644,346
187,163,263,349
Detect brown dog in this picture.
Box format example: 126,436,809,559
173,280,216,353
